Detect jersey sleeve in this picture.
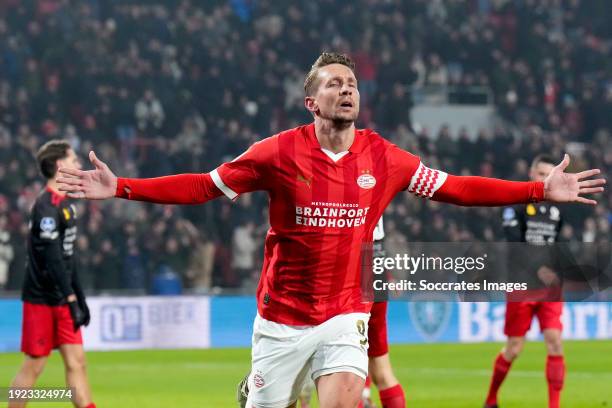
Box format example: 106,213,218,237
34,205,74,298
116,173,223,204
210,137,276,199
386,145,451,198
386,145,425,194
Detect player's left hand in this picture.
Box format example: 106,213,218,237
68,300,86,331
79,297,91,327
543,154,606,205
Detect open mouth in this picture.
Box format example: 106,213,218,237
339,101,353,108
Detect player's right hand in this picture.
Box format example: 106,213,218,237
57,151,117,200
67,300,86,331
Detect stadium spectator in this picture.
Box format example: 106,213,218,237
0,212,13,288
0,0,609,292
231,221,258,287
134,89,165,134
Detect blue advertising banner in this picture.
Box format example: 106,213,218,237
0,298,610,351
209,299,612,347
0,299,21,352
210,296,257,348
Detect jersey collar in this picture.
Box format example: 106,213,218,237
305,122,368,154
46,186,66,207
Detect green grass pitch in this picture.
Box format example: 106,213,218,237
1,341,610,407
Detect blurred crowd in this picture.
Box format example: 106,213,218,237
0,0,610,292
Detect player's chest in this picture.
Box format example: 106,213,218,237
523,203,560,242
59,203,78,230
275,153,383,206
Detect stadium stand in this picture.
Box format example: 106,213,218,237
0,0,609,293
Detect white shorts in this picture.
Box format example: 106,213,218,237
247,312,369,408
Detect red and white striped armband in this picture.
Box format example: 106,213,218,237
407,162,448,198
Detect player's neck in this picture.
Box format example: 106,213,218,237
315,119,355,153
46,179,66,197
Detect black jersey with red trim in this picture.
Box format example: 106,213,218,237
22,187,80,305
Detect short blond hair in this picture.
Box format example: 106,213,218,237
304,52,356,96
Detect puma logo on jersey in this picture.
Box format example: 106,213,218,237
297,173,312,188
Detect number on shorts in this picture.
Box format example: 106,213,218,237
356,319,368,346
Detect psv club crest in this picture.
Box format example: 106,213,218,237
357,170,376,189
253,371,265,388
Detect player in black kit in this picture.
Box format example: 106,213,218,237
485,155,565,408
9,140,96,408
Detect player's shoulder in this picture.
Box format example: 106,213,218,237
33,188,66,213
30,190,61,232
266,123,316,153
355,128,397,156
358,127,387,144
33,189,53,210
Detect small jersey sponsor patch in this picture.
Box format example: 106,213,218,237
550,206,560,221
502,207,515,221
357,173,376,189
526,204,536,216
40,217,56,232
63,208,71,221
253,373,265,388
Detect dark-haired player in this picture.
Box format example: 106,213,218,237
57,53,604,408
360,218,405,408
9,140,95,408
484,155,566,408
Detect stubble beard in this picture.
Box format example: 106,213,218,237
326,110,359,129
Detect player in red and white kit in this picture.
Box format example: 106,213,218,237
296,302,403,408
359,218,405,408
56,53,605,408
293,218,406,408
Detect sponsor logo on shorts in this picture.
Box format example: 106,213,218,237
253,372,265,388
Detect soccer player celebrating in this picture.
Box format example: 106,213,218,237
279,218,406,408
56,53,604,408
484,155,568,408
10,140,95,408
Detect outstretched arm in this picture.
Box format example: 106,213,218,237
432,174,545,206
408,154,605,206
57,151,223,204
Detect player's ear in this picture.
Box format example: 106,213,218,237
54,158,63,177
304,96,317,114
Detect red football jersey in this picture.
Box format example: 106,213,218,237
211,123,426,325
